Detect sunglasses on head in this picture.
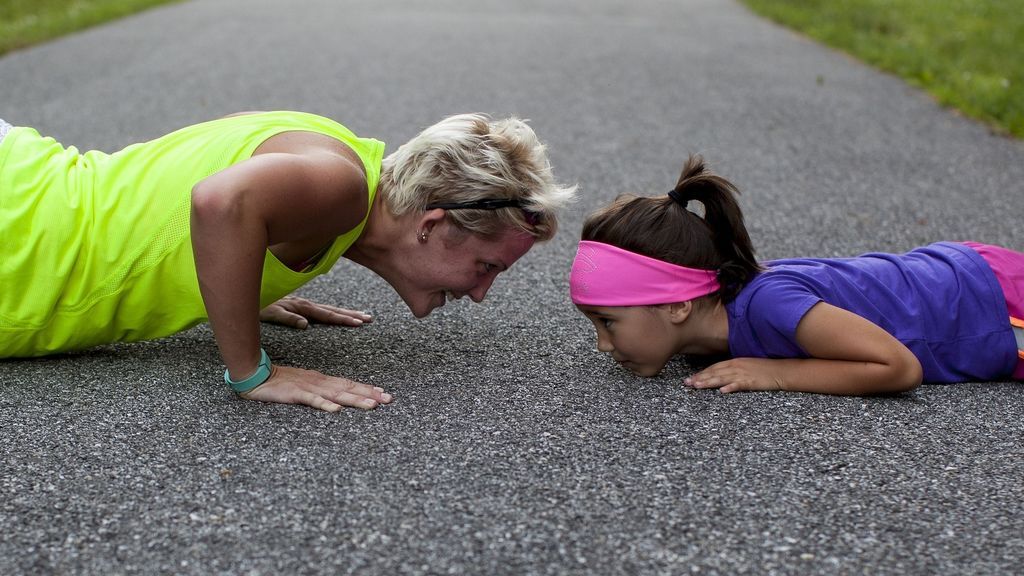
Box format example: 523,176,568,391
425,198,541,225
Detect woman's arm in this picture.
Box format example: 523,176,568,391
685,302,924,395
190,146,390,411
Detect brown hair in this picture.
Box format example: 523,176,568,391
580,155,761,303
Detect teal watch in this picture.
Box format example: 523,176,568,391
224,348,272,393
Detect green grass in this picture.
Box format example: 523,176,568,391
739,0,1024,138
0,0,183,56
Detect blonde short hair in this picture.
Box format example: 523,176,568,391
379,113,576,241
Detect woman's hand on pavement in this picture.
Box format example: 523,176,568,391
240,364,393,412
259,296,372,329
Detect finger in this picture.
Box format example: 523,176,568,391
314,380,384,409
335,310,373,324
275,310,309,329
281,305,365,327
683,371,705,387
283,299,372,324
321,311,368,327
328,378,394,404
300,391,344,413
372,386,394,404
258,305,308,328
685,374,721,389
346,310,373,323
305,308,372,326
259,305,283,323
329,390,380,410
340,380,394,404
312,304,373,321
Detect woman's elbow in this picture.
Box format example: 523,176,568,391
191,180,242,225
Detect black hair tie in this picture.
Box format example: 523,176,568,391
667,189,689,208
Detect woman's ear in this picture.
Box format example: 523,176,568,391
416,208,446,240
666,301,693,324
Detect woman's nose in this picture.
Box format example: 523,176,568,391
468,274,496,302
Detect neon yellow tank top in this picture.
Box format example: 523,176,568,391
0,111,384,357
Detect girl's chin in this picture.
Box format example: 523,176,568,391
620,361,663,378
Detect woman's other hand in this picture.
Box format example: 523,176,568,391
240,365,392,412
259,296,372,329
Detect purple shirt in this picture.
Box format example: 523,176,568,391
725,242,1017,382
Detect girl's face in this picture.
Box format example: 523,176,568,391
576,304,681,377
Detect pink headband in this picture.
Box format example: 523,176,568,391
570,241,720,306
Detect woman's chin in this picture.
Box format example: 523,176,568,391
410,304,434,318
408,296,442,318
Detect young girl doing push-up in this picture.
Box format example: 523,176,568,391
570,156,1023,395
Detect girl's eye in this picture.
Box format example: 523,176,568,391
601,318,614,329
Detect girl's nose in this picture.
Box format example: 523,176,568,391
596,330,614,353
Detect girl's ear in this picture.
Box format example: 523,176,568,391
666,301,693,324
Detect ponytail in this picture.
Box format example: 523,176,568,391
581,154,761,303
670,155,761,300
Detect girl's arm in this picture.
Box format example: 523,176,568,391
685,302,924,395
190,146,391,412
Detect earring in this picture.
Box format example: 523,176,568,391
418,231,428,243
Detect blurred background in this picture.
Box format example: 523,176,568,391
4,0,1021,138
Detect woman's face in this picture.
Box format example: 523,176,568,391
399,223,536,318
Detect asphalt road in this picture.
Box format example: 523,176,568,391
2,1,1024,574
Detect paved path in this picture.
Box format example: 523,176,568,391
2,1,1023,574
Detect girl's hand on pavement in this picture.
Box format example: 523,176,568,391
684,358,783,394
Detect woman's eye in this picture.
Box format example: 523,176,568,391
481,263,496,274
